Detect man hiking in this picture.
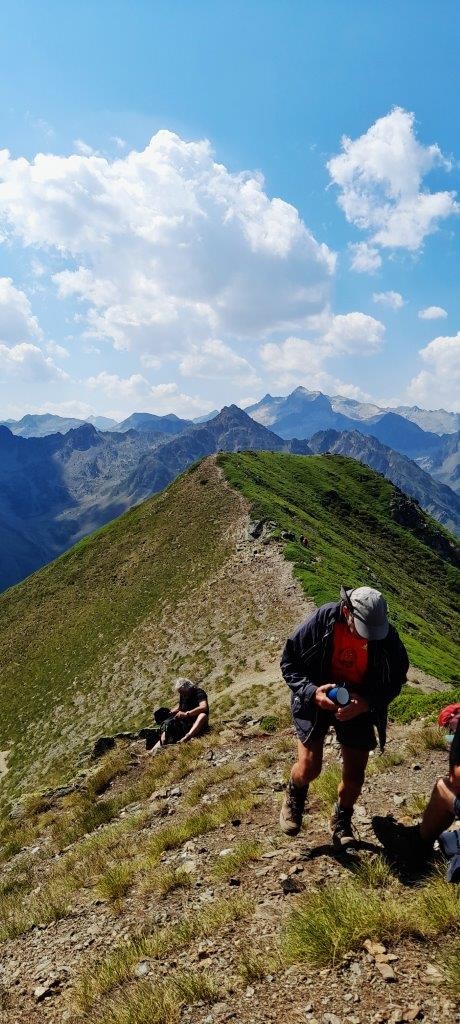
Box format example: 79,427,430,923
279,586,409,848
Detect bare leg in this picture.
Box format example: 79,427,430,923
338,746,369,809
420,776,456,845
280,735,325,835
148,733,166,755
179,713,208,743
291,735,324,787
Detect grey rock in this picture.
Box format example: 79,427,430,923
134,961,151,977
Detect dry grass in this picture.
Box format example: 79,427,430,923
145,788,259,864
0,878,71,940
139,866,193,898
352,854,394,890
212,839,263,879
0,771,257,941
439,937,460,997
185,762,240,805
96,863,135,904
281,867,460,968
310,765,341,813
73,894,252,1012
407,792,429,817
236,944,280,982
281,882,402,967
406,723,447,756
86,745,133,798
92,969,220,1024
367,751,405,775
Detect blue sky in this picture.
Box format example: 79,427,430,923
0,0,459,420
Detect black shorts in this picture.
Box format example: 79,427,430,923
454,796,460,820
292,699,377,752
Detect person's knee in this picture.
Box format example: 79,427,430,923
436,776,456,808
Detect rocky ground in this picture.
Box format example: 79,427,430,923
0,715,458,1024
0,460,457,1024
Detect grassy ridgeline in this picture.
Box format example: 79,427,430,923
0,461,240,805
0,450,458,807
219,451,459,682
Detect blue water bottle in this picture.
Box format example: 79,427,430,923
328,685,350,706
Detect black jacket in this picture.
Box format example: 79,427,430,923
280,602,409,749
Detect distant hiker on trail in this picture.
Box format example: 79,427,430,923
279,586,409,848
148,678,209,753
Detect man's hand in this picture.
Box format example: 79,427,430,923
335,694,369,721
175,710,187,719
314,684,336,712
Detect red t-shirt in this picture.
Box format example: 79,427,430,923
330,620,369,688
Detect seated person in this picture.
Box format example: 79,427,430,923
391,705,460,864
149,678,209,752
416,705,460,854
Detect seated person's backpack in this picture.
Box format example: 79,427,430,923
139,707,175,750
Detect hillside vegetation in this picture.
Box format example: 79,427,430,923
0,451,458,811
219,451,459,680
0,451,459,1023
0,456,307,807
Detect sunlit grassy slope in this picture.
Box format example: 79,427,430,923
0,459,240,805
219,451,459,681
0,451,458,809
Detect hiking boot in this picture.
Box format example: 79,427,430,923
331,803,357,850
390,823,434,866
279,780,308,836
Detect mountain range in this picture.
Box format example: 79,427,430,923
0,388,458,591
3,388,459,439
246,388,458,493
0,406,310,591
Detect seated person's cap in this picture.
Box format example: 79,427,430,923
340,585,389,641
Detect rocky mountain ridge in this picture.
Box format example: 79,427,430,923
0,407,310,591
309,429,460,535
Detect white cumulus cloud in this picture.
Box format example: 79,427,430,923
86,370,212,419
0,132,336,365
260,312,384,391
0,343,68,381
328,107,459,257
179,339,260,387
418,305,447,320
46,340,70,359
348,242,382,273
0,277,42,344
407,331,460,411
322,311,385,354
373,291,404,310
259,336,372,397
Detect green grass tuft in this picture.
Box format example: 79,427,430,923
310,765,341,812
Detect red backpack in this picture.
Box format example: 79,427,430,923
438,704,460,730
